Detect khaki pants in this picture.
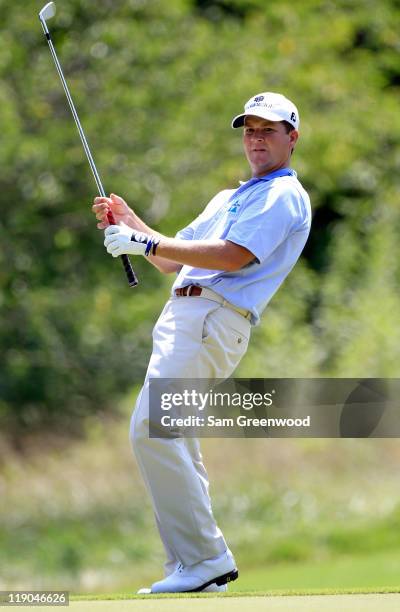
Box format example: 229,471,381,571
130,295,251,570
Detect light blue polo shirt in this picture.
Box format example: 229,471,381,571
171,168,311,325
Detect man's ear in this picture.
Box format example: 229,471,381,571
290,129,299,148
289,129,299,155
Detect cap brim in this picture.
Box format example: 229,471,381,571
231,110,290,129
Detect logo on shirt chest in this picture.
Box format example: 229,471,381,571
227,200,241,214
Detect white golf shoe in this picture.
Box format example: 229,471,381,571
149,549,238,593
137,583,227,594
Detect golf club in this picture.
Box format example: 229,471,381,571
38,2,138,287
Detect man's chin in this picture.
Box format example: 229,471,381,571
250,155,272,169
251,164,272,177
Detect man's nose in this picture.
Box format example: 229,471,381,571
253,130,265,140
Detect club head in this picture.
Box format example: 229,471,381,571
39,2,56,23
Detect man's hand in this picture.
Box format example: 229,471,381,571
104,223,159,258
93,193,134,229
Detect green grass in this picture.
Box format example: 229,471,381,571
74,585,400,600
24,593,400,612
67,585,400,612
236,550,400,591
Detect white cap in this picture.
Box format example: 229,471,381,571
231,92,299,130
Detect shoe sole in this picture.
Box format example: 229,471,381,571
187,568,239,593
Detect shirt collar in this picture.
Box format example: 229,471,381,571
239,167,296,186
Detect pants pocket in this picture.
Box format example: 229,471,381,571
201,306,250,377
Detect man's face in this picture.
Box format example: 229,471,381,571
243,115,298,177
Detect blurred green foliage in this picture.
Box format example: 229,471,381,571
1,0,400,437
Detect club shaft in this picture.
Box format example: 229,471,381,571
45,35,106,197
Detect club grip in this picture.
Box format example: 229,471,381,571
121,254,138,287
107,212,138,287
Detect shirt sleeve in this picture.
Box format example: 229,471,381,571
226,184,306,264
175,224,195,241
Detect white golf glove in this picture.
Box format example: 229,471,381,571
104,222,160,258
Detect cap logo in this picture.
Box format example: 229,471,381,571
247,101,274,109
290,112,296,122
253,95,264,102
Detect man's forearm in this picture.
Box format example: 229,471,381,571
156,237,254,272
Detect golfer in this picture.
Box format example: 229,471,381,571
92,92,311,593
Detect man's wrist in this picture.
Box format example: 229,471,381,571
137,233,161,257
